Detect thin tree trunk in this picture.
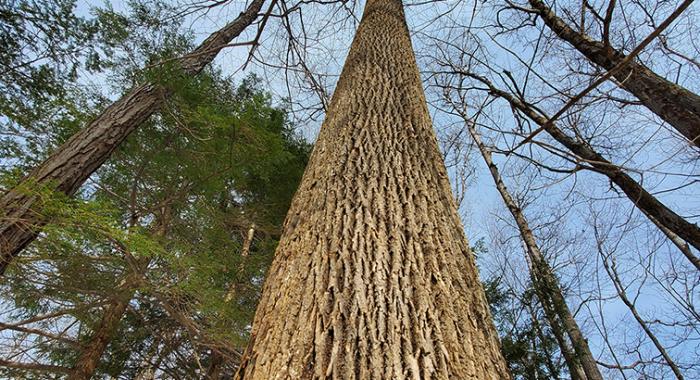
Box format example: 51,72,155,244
225,224,256,302
241,224,256,257
204,352,224,380
524,298,566,379
68,268,144,380
466,73,700,269
0,0,265,275
467,121,602,380
540,295,587,380
528,0,700,147
234,1,510,378
596,243,685,380
68,297,131,380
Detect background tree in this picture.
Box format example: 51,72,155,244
424,0,699,377
0,70,309,378
0,0,266,273
0,2,309,375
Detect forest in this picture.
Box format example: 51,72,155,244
0,0,698,379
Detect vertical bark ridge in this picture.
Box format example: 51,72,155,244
235,1,510,378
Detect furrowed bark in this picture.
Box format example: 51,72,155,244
467,121,602,380
0,0,266,275
528,0,700,147
234,1,511,378
469,74,700,269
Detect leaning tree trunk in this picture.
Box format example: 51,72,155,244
234,1,511,379
68,297,131,380
528,0,700,147
466,73,700,270
0,0,265,275
467,121,603,380
68,267,145,380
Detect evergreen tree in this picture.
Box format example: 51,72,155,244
0,68,309,378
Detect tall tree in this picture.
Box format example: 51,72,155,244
0,73,309,379
234,0,510,378
526,0,700,147
464,118,602,380
0,0,266,274
456,72,700,270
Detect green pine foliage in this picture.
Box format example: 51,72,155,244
0,1,309,377
475,240,566,380
0,68,310,377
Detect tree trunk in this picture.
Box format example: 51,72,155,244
204,352,224,380
528,0,700,147
234,1,510,378
536,292,587,380
524,298,573,380
0,0,265,275
68,296,131,380
68,269,144,380
468,74,700,270
467,121,602,380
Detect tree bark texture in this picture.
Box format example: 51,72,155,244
0,0,265,275
234,1,511,379
529,0,700,147
468,122,602,380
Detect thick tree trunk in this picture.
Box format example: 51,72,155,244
234,1,510,379
467,122,602,380
0,0,265,275
468,74,700,270
528,0,700,147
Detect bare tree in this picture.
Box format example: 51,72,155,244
461,109,602,380
523,0,700,147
